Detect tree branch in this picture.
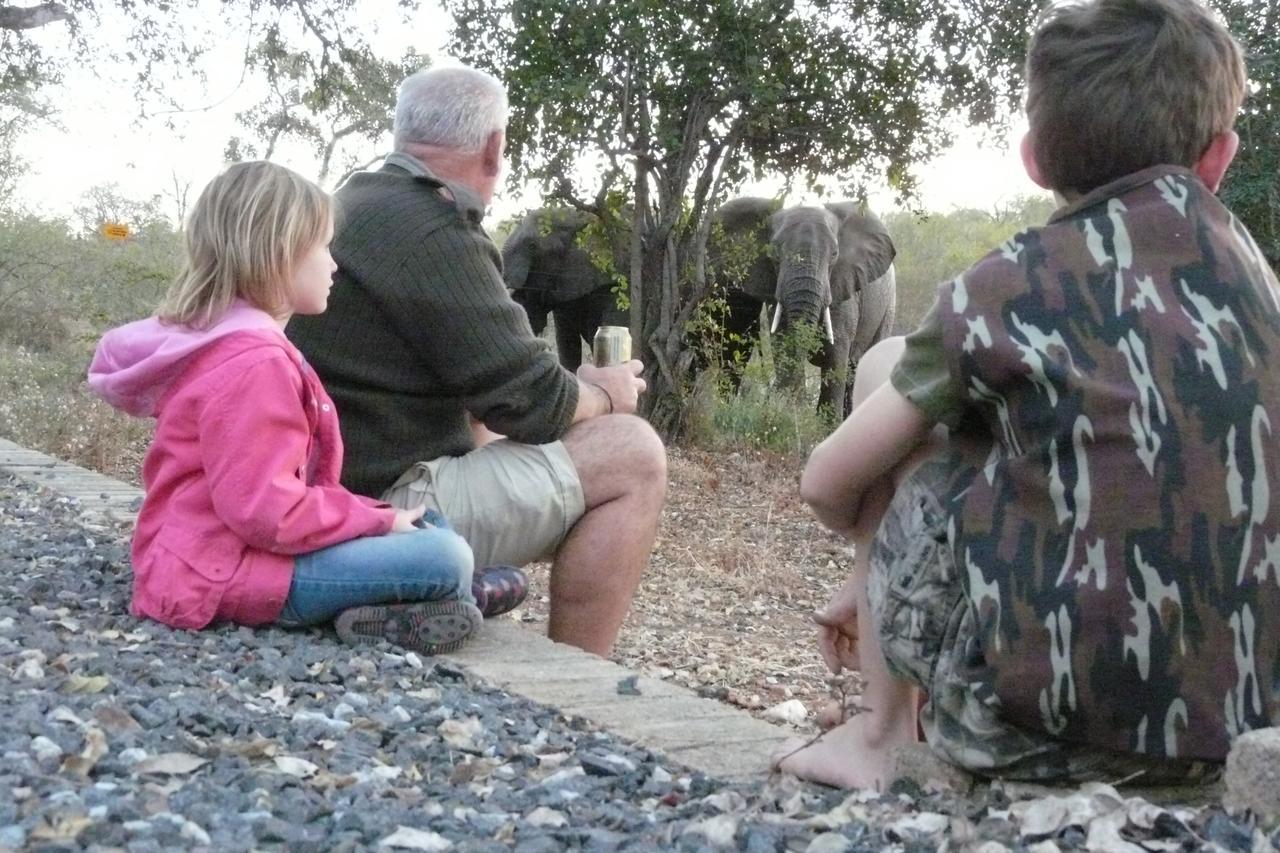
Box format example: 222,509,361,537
0,2,70,31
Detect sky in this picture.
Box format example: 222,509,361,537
11,1,1048,228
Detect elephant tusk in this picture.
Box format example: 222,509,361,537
770,304,783,335
822,307,835,344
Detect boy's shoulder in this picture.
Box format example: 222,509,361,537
954,166,1252,303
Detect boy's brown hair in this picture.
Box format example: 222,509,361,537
1025,0,1246,195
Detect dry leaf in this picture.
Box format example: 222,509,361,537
93,703,142,734
62,726,108,778
49,706,87,728
260,684,289,709
132,752,209,776
29,815,94,842
222,736,277,760
438,717,483,751
378,826,454,850
63,675,110,694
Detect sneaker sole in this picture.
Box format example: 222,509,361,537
334,600,482,655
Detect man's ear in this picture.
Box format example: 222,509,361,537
1020,132,1051,190
481,130,504,177
1195,130,1239,193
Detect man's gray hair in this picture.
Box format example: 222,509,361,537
393,66,509,153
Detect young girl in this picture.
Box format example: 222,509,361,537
88,161,490,655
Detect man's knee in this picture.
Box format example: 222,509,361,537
564,414,667,498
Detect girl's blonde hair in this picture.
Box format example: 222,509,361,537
159,161,332,328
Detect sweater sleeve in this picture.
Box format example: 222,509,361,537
196,354,396,553
368,216,579,444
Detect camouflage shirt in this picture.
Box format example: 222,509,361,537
933,165,1280,760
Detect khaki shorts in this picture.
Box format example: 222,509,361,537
383,440,586,569
868,458,1219,785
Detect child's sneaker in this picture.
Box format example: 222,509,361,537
334,600,481,655
472,565,529,618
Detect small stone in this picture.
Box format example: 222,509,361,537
15,658,44,680
762,699,807,725
616,675,641,696
179,819,212,846
1224,727,1280,825
119,747,148,765
30,735,63,763
0,825,26,849
806,832,851,852
524,807,567,828
581,752,636,777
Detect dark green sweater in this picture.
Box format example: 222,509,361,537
286,162,578,498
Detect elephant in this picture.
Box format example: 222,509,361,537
703,197,897,417
501,207,629,370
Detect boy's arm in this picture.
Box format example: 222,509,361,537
800,380,937,538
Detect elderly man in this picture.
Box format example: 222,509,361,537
287,66,666,657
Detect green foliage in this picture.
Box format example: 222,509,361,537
2,2,426,187
574,192,633,312
682,362,831,459
1216,1,1279,266
443,0,1038,437
0,343,151,483
886,194,1056,332
0,192,179,480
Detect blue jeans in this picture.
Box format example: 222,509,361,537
276,512,475,628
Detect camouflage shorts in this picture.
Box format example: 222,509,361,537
867,458,1220,785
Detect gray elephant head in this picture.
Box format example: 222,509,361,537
707,197,897,413
711,198,894,341
502,207,620,306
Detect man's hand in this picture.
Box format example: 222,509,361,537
574,359,647,419
391,504,427,533
813,580,860,674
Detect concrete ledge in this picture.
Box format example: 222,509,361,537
0,437,790,782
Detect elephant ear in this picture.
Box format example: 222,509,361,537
825,202,896,305
710,197,781,301
500,209,542,291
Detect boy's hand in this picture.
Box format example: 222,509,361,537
391,505,427,533
813,587,860,674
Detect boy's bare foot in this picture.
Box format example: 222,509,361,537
770,711,917,790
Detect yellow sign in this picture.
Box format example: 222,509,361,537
101,222,130,241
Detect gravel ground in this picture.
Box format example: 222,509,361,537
1,474,1272,852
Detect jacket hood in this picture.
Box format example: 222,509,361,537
88,300,283,417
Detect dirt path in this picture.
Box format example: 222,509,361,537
516,446,855,726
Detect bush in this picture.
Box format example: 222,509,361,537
886,194,1056,332
0,344,151,484
682,356,833,459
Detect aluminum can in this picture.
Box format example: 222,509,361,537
592,325,631,367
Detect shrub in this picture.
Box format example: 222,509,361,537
0,344,151,484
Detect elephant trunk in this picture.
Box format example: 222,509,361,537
779,275,824,330
774,276,825,391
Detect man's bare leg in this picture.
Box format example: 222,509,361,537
552,414,667,656
774,337,932,789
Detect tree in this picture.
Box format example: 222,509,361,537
1216,0,1279,267
2,1,424,188
444,0,1035,434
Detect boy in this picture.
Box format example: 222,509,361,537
779,0,1280,787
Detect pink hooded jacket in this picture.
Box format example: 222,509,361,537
88,300,395,629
